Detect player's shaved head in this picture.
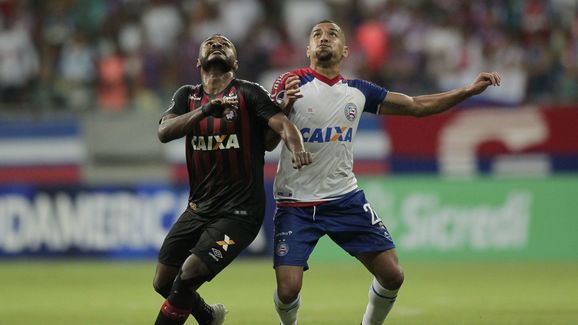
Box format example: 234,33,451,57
311,20,346,43
197,33,239,73
201,34,237,56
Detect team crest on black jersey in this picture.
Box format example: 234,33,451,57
344,103,358,121
224,109,237,121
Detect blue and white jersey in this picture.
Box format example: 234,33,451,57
270,67,388,203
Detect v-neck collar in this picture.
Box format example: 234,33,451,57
306,67,343,86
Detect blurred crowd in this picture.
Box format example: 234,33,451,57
0,0,577,114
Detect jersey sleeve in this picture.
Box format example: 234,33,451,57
162,85,192,118
347,79,388,114
243,82,282,123
270,71,294,105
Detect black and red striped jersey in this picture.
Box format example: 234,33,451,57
163,79,281,223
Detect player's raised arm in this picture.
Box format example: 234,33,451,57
265,73,303,151
267,112,311,169
279,74,302,114
271,73,303,114
158,97,238,143
158,111,202,143
379,72,502,117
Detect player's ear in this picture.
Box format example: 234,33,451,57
196,58,201,68
343,45,349,58
306,45,311,59
233,60,239,72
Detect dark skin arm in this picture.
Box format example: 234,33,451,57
379,72,501,117
157,97,238,143
264,127,281,152
267,112,311,168
158,111,203,143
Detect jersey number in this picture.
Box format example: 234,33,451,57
363,203,382,225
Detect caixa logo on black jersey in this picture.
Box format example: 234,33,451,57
191,134,240,151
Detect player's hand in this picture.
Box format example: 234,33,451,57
291,150,312,169
202,97,239,118
282,74,302,113
466,72,501,96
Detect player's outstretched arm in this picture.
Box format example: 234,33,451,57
267,112,312,169
379,72,501,117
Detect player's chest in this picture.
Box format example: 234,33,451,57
188,92,247,135
291,84,363,126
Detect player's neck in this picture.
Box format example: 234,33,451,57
309,63,340,80
201,70,234,95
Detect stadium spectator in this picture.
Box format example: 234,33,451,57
141,0,183,53
267,20,501,325
217,0,263,44
0,2,38,107
55,30,96,110
355,16,389,71
152,34,311,325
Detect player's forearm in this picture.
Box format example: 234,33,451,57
280,100,295,116
157,111,204,143
412,87,470,117
264,128,282,151
280,121,305,153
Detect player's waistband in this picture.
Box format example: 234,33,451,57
276,200,326,208
275,189,362,208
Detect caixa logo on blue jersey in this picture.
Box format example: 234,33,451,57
301,126,353,143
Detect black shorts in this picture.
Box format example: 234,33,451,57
158,209,261,279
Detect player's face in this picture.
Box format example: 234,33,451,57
307,23,348,65
197,35,238,72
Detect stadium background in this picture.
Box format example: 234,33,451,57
1,0,577,324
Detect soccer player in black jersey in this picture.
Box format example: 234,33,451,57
152,34,312,325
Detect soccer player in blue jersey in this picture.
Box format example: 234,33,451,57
268,20,501,324
152,34,311,325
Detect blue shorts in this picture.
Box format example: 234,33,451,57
273,189,395,269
